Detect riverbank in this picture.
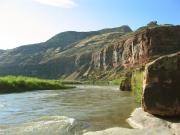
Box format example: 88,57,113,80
84,107,180,135
0,76,74,94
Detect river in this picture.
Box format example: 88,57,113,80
0,85,138,135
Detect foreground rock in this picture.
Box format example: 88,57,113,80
84,108,180,135
127,108,180,135
142,52,180,116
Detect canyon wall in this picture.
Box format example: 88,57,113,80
90,26,180,73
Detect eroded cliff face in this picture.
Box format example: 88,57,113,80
88,26,180,78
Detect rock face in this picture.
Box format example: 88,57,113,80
91,26,180,71
142,52,180,116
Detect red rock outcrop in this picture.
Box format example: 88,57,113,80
90,26,180,73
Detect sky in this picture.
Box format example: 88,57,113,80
0,0,179,49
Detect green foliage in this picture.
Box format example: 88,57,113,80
61,80,82,84
131,70,144,103
109,77,126,85
83,77,126,86
0,76,74,94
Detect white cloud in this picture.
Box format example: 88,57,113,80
33,0,78,8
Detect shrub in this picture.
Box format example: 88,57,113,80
131,70,144,103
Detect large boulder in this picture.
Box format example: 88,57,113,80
142,52,180,116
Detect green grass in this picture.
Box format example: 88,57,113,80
61,80,82,85
0,76,74,94
83,77,125,86
131,70,144,103
109,77,126,85
83,80,109,85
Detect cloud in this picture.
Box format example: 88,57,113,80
33,0,78,8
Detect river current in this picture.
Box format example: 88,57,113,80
0,85,138,135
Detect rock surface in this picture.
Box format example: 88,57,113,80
142,52,180,116
127,108,180,135
84,108,180,135
91,26,180,71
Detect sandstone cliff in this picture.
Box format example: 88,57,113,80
90,26,180,71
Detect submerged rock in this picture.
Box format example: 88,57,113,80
142,52,180,116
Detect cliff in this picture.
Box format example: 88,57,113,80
85,25,180,80
0,25,180,80
90,26,180,70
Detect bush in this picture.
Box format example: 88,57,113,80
131,70,144,103
109,77,126,85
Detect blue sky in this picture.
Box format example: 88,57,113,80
0,0,179,49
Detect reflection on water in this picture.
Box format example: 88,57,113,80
0,85,138,135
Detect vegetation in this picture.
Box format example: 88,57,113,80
61,80,82,85
109,78,126,85
0,76,74,94
83,80,109,85
83,77,125,86
131,70,144,103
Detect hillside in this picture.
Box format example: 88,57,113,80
0,25,132,79
0,24,180,80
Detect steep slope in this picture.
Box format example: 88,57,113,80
87,25,180,79
0,31,97,66
0,25,132,78
0,26,132,66
91,25,180,69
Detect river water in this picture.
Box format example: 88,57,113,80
0,85,138,135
